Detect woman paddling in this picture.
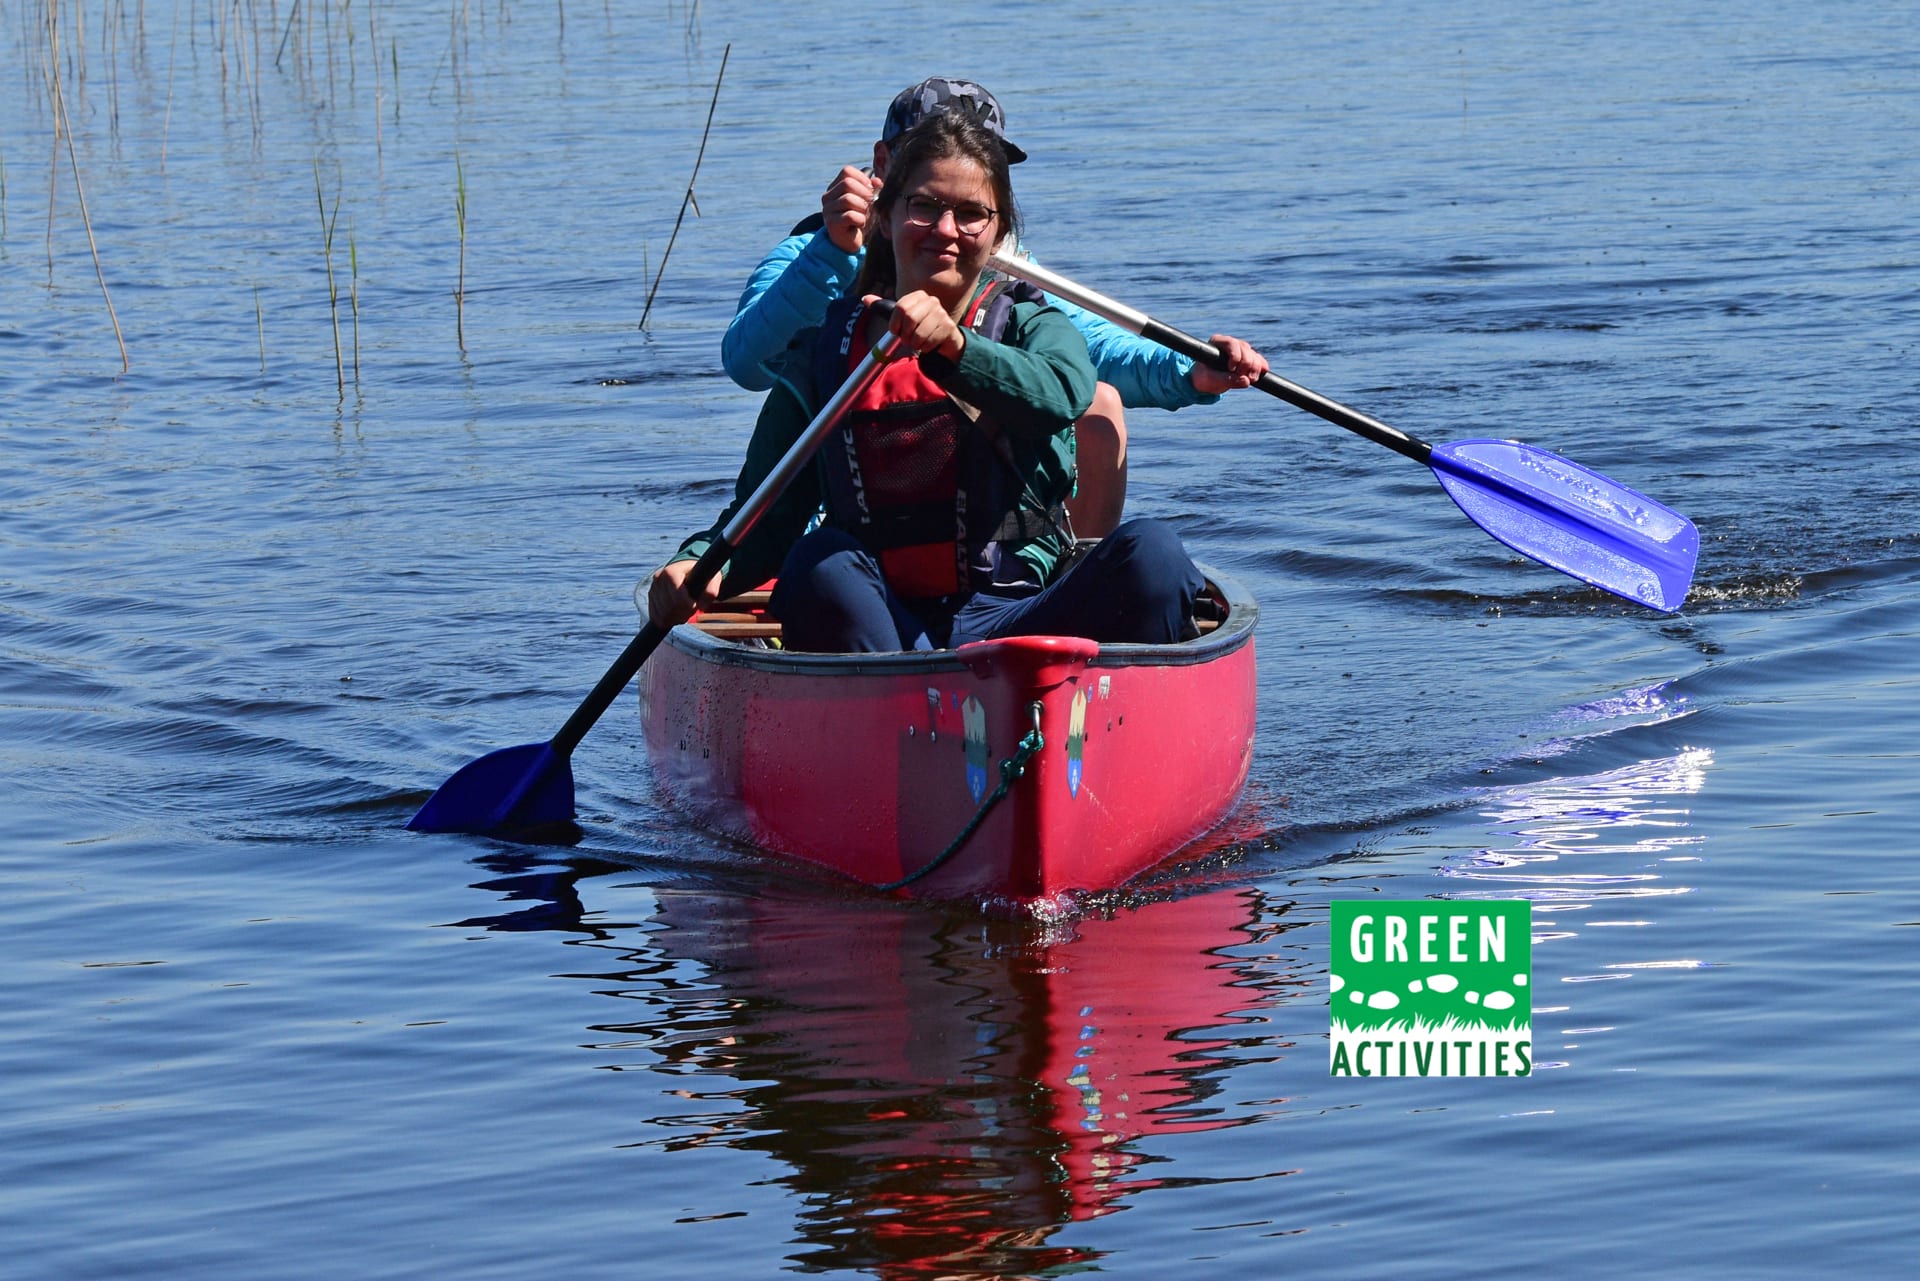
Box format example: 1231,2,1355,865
649,111,1207,653
722,77,1270,537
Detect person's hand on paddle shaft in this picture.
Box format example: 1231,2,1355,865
889,290,967,362
648,559,723,629
822,165,883,254
1188,333,1269,395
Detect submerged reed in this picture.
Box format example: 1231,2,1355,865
454,151,467,352
349,226,362,380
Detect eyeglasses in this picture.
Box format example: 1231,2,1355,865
902,195,998,237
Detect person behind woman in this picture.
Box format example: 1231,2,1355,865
649,111,1205,653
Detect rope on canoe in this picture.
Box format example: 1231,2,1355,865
874,701,1045,892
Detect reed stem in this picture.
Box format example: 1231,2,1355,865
160,0,178,170
454,151,467,352
276,0,300,68
43,27,130,372
369,0,383,165
316,160,343,394
638,41,728,331
349,225,361,381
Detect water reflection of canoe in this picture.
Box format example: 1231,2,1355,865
612,882,1290,1276
637,566,1257,903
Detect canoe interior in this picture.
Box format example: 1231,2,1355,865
686,588,1230,645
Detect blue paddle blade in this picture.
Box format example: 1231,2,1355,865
406,741,576,834
1430,439,1699,612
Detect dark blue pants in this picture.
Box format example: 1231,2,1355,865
768,519,1204,653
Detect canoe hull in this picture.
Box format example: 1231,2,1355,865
638,567,1257,902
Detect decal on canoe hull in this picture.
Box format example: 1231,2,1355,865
962,695,988,803
1067,688,1087,798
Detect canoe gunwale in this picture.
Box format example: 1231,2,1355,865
662,561,1259,675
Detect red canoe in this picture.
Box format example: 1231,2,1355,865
637,565,1258,904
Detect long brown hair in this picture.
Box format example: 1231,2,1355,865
853,110,1022,298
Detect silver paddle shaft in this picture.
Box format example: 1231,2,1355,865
719,328,903,548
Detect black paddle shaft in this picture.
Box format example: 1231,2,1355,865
982,251,1698,613
548,541,725,758
552,622,668,758
1137,318,1435,466
989,251,1434,465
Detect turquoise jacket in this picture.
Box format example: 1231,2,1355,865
721,229,1218,412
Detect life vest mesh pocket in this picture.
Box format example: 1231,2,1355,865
857,408,962,506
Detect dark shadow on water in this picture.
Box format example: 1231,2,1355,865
593,367,722,386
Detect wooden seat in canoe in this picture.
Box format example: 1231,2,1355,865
690,583,1225,643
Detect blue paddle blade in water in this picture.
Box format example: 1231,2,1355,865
1430,439,1699,612
406,741,576,834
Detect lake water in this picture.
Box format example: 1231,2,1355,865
4,1,1916,1276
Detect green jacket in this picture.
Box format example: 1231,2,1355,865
673,298,1097,596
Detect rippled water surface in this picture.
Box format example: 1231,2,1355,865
4,1,1917,1277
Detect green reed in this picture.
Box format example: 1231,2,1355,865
349,226,362,380
42,1,128,372
638,40,729,331
454,150,468,353
316,160,344,394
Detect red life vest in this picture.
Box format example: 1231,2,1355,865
813,283,1072,603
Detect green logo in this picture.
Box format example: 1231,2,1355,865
1330,901,1532,1077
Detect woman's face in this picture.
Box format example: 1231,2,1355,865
887,154,1000,313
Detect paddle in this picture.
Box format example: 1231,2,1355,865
989,251,1699,612
409,323,905,836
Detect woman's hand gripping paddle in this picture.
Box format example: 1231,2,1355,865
988,252,1698,612
408,325,905,836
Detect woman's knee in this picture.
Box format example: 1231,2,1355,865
777,526,868,585
1077,382,1127,465
1066,383,1129,537
1099,517,1203,602
1105,517,1192,568
769,529,893,650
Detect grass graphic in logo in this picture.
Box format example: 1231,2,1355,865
1330,901,1532,1077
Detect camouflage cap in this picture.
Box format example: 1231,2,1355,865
880,77,1028,164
